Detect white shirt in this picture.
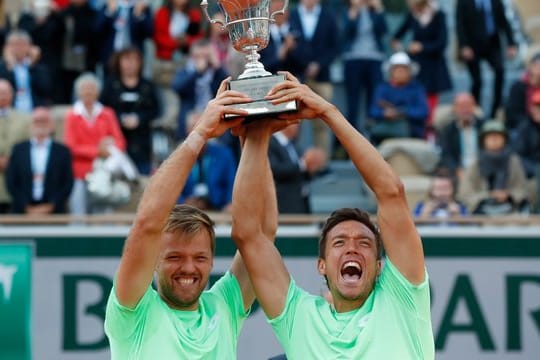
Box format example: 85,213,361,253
30,137,52,201
460,126,478,169
298,4,321,40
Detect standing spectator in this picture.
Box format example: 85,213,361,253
458,120,529,215
369,51,429,145
391,0,452,135
172,39,227,140
18,0,65,104
6,107,73,214
101,47,159,175
456,0,516,118
95,0,153,71
259,0,295,75
414,170,468,219
287,0,339,157
513,90,540,213
178,111,236,212
341,0,387,135
153,0,203,61
505,52,540,139
0,30,52,112
268,122,326,214
0,80,31,213
64,73,126,215
59,0,99,103
438,92,483,180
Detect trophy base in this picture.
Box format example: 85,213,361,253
226,74,297,121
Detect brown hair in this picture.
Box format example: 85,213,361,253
319,208,383,260
108,47,143,77
163,204,216,254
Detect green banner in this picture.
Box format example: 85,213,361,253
0,243,32,360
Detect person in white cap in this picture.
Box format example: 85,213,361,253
368,51,429,145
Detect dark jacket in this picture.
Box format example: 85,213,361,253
6,140,74,213
0,61,53,107
456,0,515,53
393,10,452,93
513,117,540,177
437,117,483,173
287,6,339,82
100,77,159,165
342,7,387,54
268,136,310,214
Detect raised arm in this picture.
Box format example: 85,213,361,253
231,121,292,319
267,72,425,284
115,80,249,308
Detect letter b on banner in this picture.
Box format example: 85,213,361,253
0,244,32,360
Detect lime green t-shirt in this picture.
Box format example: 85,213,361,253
104,271,248,360
268,258,434,359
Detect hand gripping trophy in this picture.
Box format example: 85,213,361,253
201,0,297,119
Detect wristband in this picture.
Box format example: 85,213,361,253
184,131,205,154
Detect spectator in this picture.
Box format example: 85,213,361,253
6,107,73,214
259,0,295,75
172,39,227,140
101,47,159,175
268,122,326,214
59,0,99,103
95,0,153,71
152,0,203,86
456,0,516,118
369,51,429,145
340,0,387,135
64,73,126,215
458,120,529,215
391,0,452,135
0,80,31,213
153,0,203,61
438,92,483,180
414,171,467,219
178,111,236,212
505,52,540,139
513,90,540,213
0,30,52,112
287,0,339,157
18,0,65,104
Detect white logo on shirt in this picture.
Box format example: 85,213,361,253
208,314,219,331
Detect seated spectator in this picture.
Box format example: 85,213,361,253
178,111,236,212
0,80,31,213
94,0,153,70
6,107,73,214
269,122,326,214
369,51,429,145
458,120,529,215
18,0,65,103
438,92,483,180
0,30,52,112
505,52,540,139
172,39,228,140
514,89,540,213
64,73,126,215
101,47,159,175
414,170,467,220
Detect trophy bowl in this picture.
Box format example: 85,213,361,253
201,0,297,119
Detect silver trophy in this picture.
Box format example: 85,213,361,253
201,0,297,119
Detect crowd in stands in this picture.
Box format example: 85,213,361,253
0,0,538,218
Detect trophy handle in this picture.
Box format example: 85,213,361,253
200,0,226,29
269,0,289,22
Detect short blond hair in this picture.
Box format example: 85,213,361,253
163,204,216,254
